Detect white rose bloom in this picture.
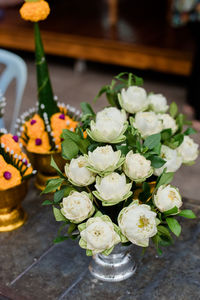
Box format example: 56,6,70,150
148,93,169,113
65,156,96,186
154,145,182,176
118,201,157,247
177,136,199,164
86,145,124,175
132,111,163,138
79,215,121,255
93,172,132,206
158,113,177,134
153,184,182,212
87,107,128,143
61,191,95,223
118,86,149,113
123,151,153,182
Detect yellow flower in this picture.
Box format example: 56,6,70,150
27,132,51,153
0,165,21,191
20,0,50,22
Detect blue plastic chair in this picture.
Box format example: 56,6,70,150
0,49,27,133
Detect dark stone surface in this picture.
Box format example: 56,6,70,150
0,182,200,300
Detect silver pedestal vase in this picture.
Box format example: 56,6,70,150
89,244,137,282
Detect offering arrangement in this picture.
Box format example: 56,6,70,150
0,129,34,231
43,73,198,281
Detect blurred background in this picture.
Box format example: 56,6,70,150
0,0,199,197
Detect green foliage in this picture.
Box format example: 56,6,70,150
184,127,197,136
178,209,196,219
166,217,181,237
144,133,161,149
93,72,143,107
156,171,174,189
34,23,59,119
61,129,90,160
148,155,166,168
169,102,178,118
163,206,178,216
42,178,65,194
138,182,151,202
164,133,184,149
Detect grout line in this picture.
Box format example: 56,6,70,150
9,244,56,286
58,268,89,300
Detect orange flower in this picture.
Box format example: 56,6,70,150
83,131,87,139
51,113,70,132
20,0,50,22
0,134,22,154
0,155,7,175
67,120,78,131
0,165,21,191
25,114,45,139
27,132,51,153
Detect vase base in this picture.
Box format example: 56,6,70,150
0,207,27,232
89,251,137,282
35,172,59,191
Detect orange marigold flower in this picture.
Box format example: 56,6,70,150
0,134,22,154
0,165,21,191
51,113,70,132
0,155,8,174
67,120,78,131
83,131,87,139
20,0,50,22
25,114,45,139
26,132,51,153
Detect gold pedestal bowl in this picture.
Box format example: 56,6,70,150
27,151,66,191
0,181,28,232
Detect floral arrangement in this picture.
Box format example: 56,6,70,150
43,73,198,256
0,91,6,118
17,0,80,154
0,129,34,190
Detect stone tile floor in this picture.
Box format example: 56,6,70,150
1,54,200,299
0,181,199,300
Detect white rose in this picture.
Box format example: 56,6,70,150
87,108,128,143
158,113,177,134
177,136,199,164
148,93,169,113
93,172,132,206
153,184,182,212
65,156,96,186
79,215,121,255
154,145,182,176
86,145,124,175
118,201,157,247
123,151,153,182
118,86,149,113
132,111,162,138
61,191,95,223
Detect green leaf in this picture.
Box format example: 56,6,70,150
148,155,166,168
157,225,172,239
53,236,69,243
53,206,67,222
93,85,109,102
169,102,178,118
178,209,196,219
116,145,130,156
54,189,65,203
41,178,64,194
156,172,174,189
62,129,90,155
184,127,197,136
80,102,95,116
165,133,184,149
144,133,161,150
166,217,181,237
51,156,65,178
163,206,178,216
42,200,52,206
64,186,76,197
161,129,172,141
62,137,79,160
